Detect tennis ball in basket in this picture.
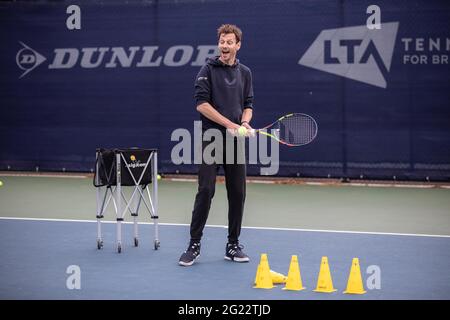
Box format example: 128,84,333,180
238,126,247,136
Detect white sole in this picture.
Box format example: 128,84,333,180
224,256,250,263
179,255,200,266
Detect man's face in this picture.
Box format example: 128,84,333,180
218,33,241,65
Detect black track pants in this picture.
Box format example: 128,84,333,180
190,137,246,243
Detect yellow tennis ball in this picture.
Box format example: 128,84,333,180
238,126,247,136
157,174,161,180
0,180,3,187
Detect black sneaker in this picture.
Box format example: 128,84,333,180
224,242,250,262
178,241,201,266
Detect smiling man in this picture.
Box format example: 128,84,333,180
179,24,254,266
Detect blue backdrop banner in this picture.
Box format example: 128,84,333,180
0,0,449,180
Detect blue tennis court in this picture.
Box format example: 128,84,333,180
1,218,449,300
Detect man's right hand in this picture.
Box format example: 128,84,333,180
226,123,241,136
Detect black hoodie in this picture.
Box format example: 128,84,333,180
194,56,254,131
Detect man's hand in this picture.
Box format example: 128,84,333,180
240,122,255,137
226,123,241,136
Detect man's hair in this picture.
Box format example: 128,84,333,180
217,24,242,43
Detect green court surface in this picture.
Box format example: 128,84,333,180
1,174,449,236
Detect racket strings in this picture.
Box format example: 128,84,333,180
279,115,317,145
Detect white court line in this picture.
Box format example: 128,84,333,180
171,178,443,189
168,178,196,182
366,183,403,188
248,180,276,184
1,216,449,238
243,225,450,238
0,173,88,179
305,182,327,186
393,184,435,189
2,173,448,189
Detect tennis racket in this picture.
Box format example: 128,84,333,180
249,113,318,146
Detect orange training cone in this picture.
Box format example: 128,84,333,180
313,256,337,293
343,258,366,294
254,254,274,289
283,255,305,291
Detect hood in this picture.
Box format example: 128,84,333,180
206,56,240,67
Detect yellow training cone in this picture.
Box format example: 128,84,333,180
283,255,305,291
254,254,274,289
270,270,288,284
343,258,366,294
254,269,287,285
313,256,337,293
254,264,260,285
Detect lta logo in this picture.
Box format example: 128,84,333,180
299,22,399,88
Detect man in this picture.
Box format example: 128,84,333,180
179,24,254,266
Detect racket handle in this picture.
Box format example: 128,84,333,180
226,128,256,137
